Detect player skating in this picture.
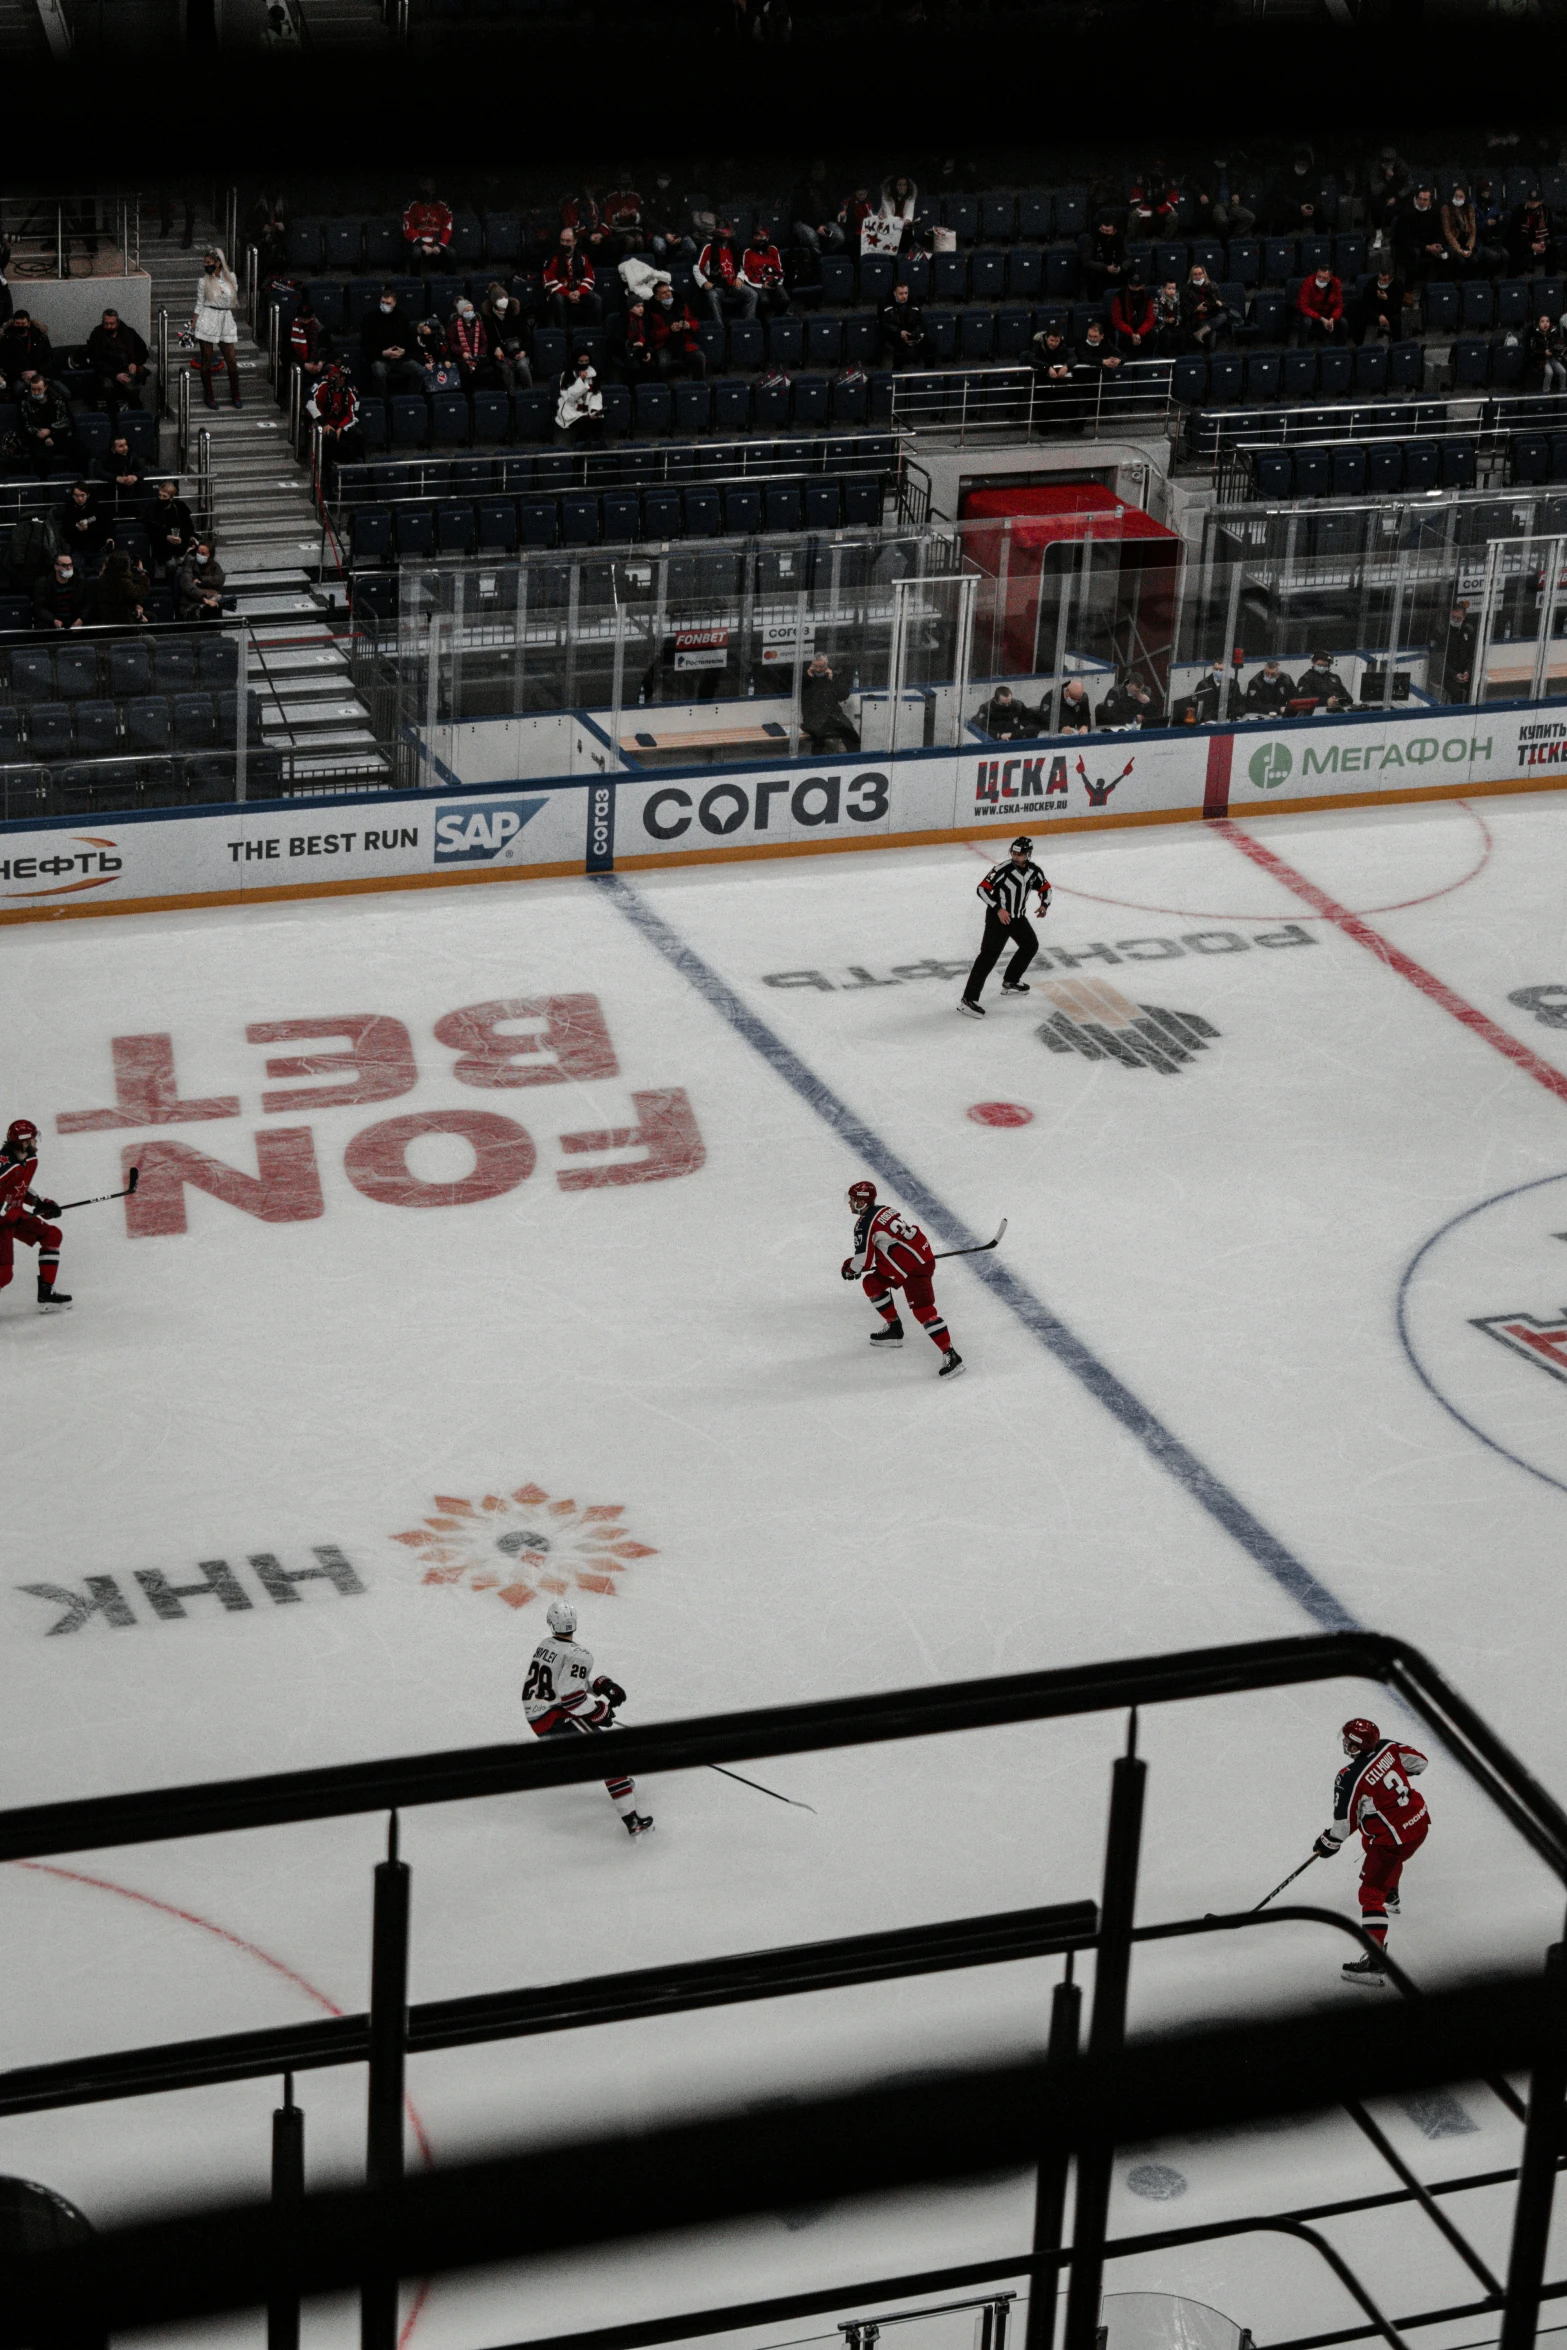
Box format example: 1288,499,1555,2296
1,1120,70,1313
522,1598,653,1838
842,1181,964,1378
1314,1716,1429,1985
959,836,1052,1018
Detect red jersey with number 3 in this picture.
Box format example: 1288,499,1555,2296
1331,1739,1429,1851
854,1204,935,1285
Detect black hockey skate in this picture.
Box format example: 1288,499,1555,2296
957,998,986,1018
1341,1951,1388,1986
36,1283,72,1314
938,1348,965,1378
870,1320,905,1346
1001,980,1031,994
624,1811,655,1837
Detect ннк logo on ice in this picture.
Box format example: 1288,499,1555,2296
433,798,548,865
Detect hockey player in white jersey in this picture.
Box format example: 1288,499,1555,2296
523,1599,653,1837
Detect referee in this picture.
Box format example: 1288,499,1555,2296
958,836,1053,1018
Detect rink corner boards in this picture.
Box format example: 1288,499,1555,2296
1,703,1560,927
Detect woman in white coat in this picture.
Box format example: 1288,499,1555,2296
192,244,241,410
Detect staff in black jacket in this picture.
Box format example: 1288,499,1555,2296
958,836,1053,1019
1243,660,1296,716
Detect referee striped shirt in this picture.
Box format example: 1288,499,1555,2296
978,858,1052,919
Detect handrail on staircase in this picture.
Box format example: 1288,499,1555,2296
176,361,190,473
196,428,212,537
157,309,169,422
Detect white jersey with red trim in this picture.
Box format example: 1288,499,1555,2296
1324,1739,1429,1852
848,1203,936,1284
522,1634,613,1734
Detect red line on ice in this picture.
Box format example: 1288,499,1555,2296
1216,818,1567,1106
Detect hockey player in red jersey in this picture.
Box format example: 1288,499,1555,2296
1314,1716,1429,1984
842,1181,964,1378
0,1119,70,1313
522,1598,653,1837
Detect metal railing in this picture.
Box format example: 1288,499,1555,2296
1194,387,1567,482
887,361,1178,448
0,191,140,278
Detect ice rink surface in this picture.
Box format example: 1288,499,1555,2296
7,793,1567,2350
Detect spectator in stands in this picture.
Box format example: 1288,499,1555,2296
1509,192,1557,275
1098,671,1154,728
412,316,450,379
1266,146,1334,237
1440,187,1483,281
1365,147,1411,242
621,252,672,305
974,685,1034,740
602,175,644,256
839,186,875,253
193,246,242,410
1189,658,1233,723
791,161,845,255
1295,265,1347,346
1078,211,1128,305
306,363,363,487
1472,177,1510,273
5,510,53,593
90,548,150,627
1029,325,1080,423
1296,651,1352,712
1151,278,1184,355
874,175,919,252
32,550,88,630
617,300,659,386
1110,273,1156,358
481,284,531,392
157,188,197,247
648,285,706,380
84,307,150,415
178,540,226,624
91,435,146,531
248,190,289,281
1075,319,1122,381
880,281,928,368
1181,266,1230,352
1529,311,1567,393
403,180,454,279
18,369,75,475
1396,187,1449,285
1056,678,1093,733
52,479,108,562
694,222,747,321
361,289,422,398
545,228,603,330
1438,601,1478,703
647,178,696,266
1194,161,1255,240
0,311,53,384
556,352,605,443
740,226,790,320
1242,659,1296,716
1353,264,1407,344
446,298,492,392
143,475,195,578
288,293,329,395
800,652,859,754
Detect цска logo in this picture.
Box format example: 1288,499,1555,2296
433,797,548,865
1248,743,1294,791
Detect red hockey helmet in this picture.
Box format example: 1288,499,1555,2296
1341,1716,1381,1755
3,1118,38,1158
847,1181,877,1213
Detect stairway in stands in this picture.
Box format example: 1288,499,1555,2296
0,0,50,52
143,207,386,789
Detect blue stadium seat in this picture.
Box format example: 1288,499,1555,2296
1053,191,1087,239
769,318,805,369
1007,249,1042,299
960,311,996,360
1299,236,1333,275
1452,337,1490,386
1354,345,1389,393
1331,445,1367,496
513,390,552,442
153,641,197,694
792,375,830,426
1126,242,1155,285
1227,239,1261,285
819,257,856,305
765,484,803,533
1514,433,1551,483
286,218,323,271
393,504,436,556
0,595,28,638
518,498,558,547
996,308,1034,358
1318,349,1354,398
1263,238,1298,283
1461,281,1496,331
684,487,721,536
560,494,599,546
0,706,21,758
844,316,878,364
364,219,400,273
1551,434,1567,480
924,311,958,359
1335,235,1366,277
74,412,112,461
712,381,751,431
1367,442,1404,493
1171,356,1208,405
1017,192,1053,242
603,492,640,542
430,392,468,445
643,488,682,539
484,213,521,264
54,644,97,699
1292,451,1330,498
842,478,882,526
359,398,389,450
807,315,843,366
1282,350,1318,398
471,389,510,443
476,498,517,549
859,256,895,305
1492,334,1527,387
436,500,475,552
673,382,711,433
74,701,117,758
728,320,765,371
390,395,429,447
197,636,240,688
1207,354,1243,403
832,374,869,423
1253,451,1293,498
427,276,462,321
943,194,979,244
106,639,152,696
752,377,788,428
27,703,71,759
1044,250,1079,299
1442,438,1477,488
451,215,484,266
122,412,157,466
305,282,345,331
804,480,842,530
1402,440,1440,490
634,383,673,434
1154,242,1188,285
980,194,1017,243
126,696,170,752
1423,282,1460,334
1387,340,1424,390
1246,352,1282,402
970,250,1007,301
1497,280,1532,329
932,252,969,302
531,328,567,376
172,693,216,752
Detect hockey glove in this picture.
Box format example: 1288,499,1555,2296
1312,1834,1340,1859
841,1258,858,1282
592,1675,627,1709
32,1198,59,1217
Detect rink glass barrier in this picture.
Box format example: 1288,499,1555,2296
4,1629,1567,2350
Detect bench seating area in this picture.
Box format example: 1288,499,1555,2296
0,751,284,822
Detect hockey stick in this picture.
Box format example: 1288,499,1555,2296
932,1218,1007,1263
1252,1853,1318,1912
56,1168,140,1214
709,1763,818,1814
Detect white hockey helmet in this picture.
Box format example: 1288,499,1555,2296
546,1598,578,1638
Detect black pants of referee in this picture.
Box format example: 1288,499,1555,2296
964,909,1039,1004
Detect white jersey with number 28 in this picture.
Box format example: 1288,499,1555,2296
523,1634,604,1728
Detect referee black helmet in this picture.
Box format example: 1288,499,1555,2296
1009,836,1034,855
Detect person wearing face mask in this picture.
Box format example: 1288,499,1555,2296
32,550,88,631
1294,265,1347,346
647,282,705,381
360,286,421,397
191,245,241,410
446,297,492,391
480,282,531,393
556,352,604,442
1297,652,1352,713
1180,265,1230,352
1440,186,1482,281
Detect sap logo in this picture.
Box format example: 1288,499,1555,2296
433,798,547,865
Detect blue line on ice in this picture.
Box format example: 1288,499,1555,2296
604,874,1359,1635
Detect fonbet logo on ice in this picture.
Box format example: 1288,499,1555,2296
432,797,548,866
1400,1165,1567,1495
393,1481,657,1609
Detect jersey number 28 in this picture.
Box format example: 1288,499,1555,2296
523,1659,555,1701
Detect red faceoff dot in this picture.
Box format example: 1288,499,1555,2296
968,1101,1034,1128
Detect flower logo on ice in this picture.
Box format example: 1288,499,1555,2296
392,1483,657,1608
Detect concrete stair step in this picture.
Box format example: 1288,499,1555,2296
255,674,354,706
215,512,319,539
249,620,335,643
263,698,371,729
223,540,323,571
249,646,349,675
